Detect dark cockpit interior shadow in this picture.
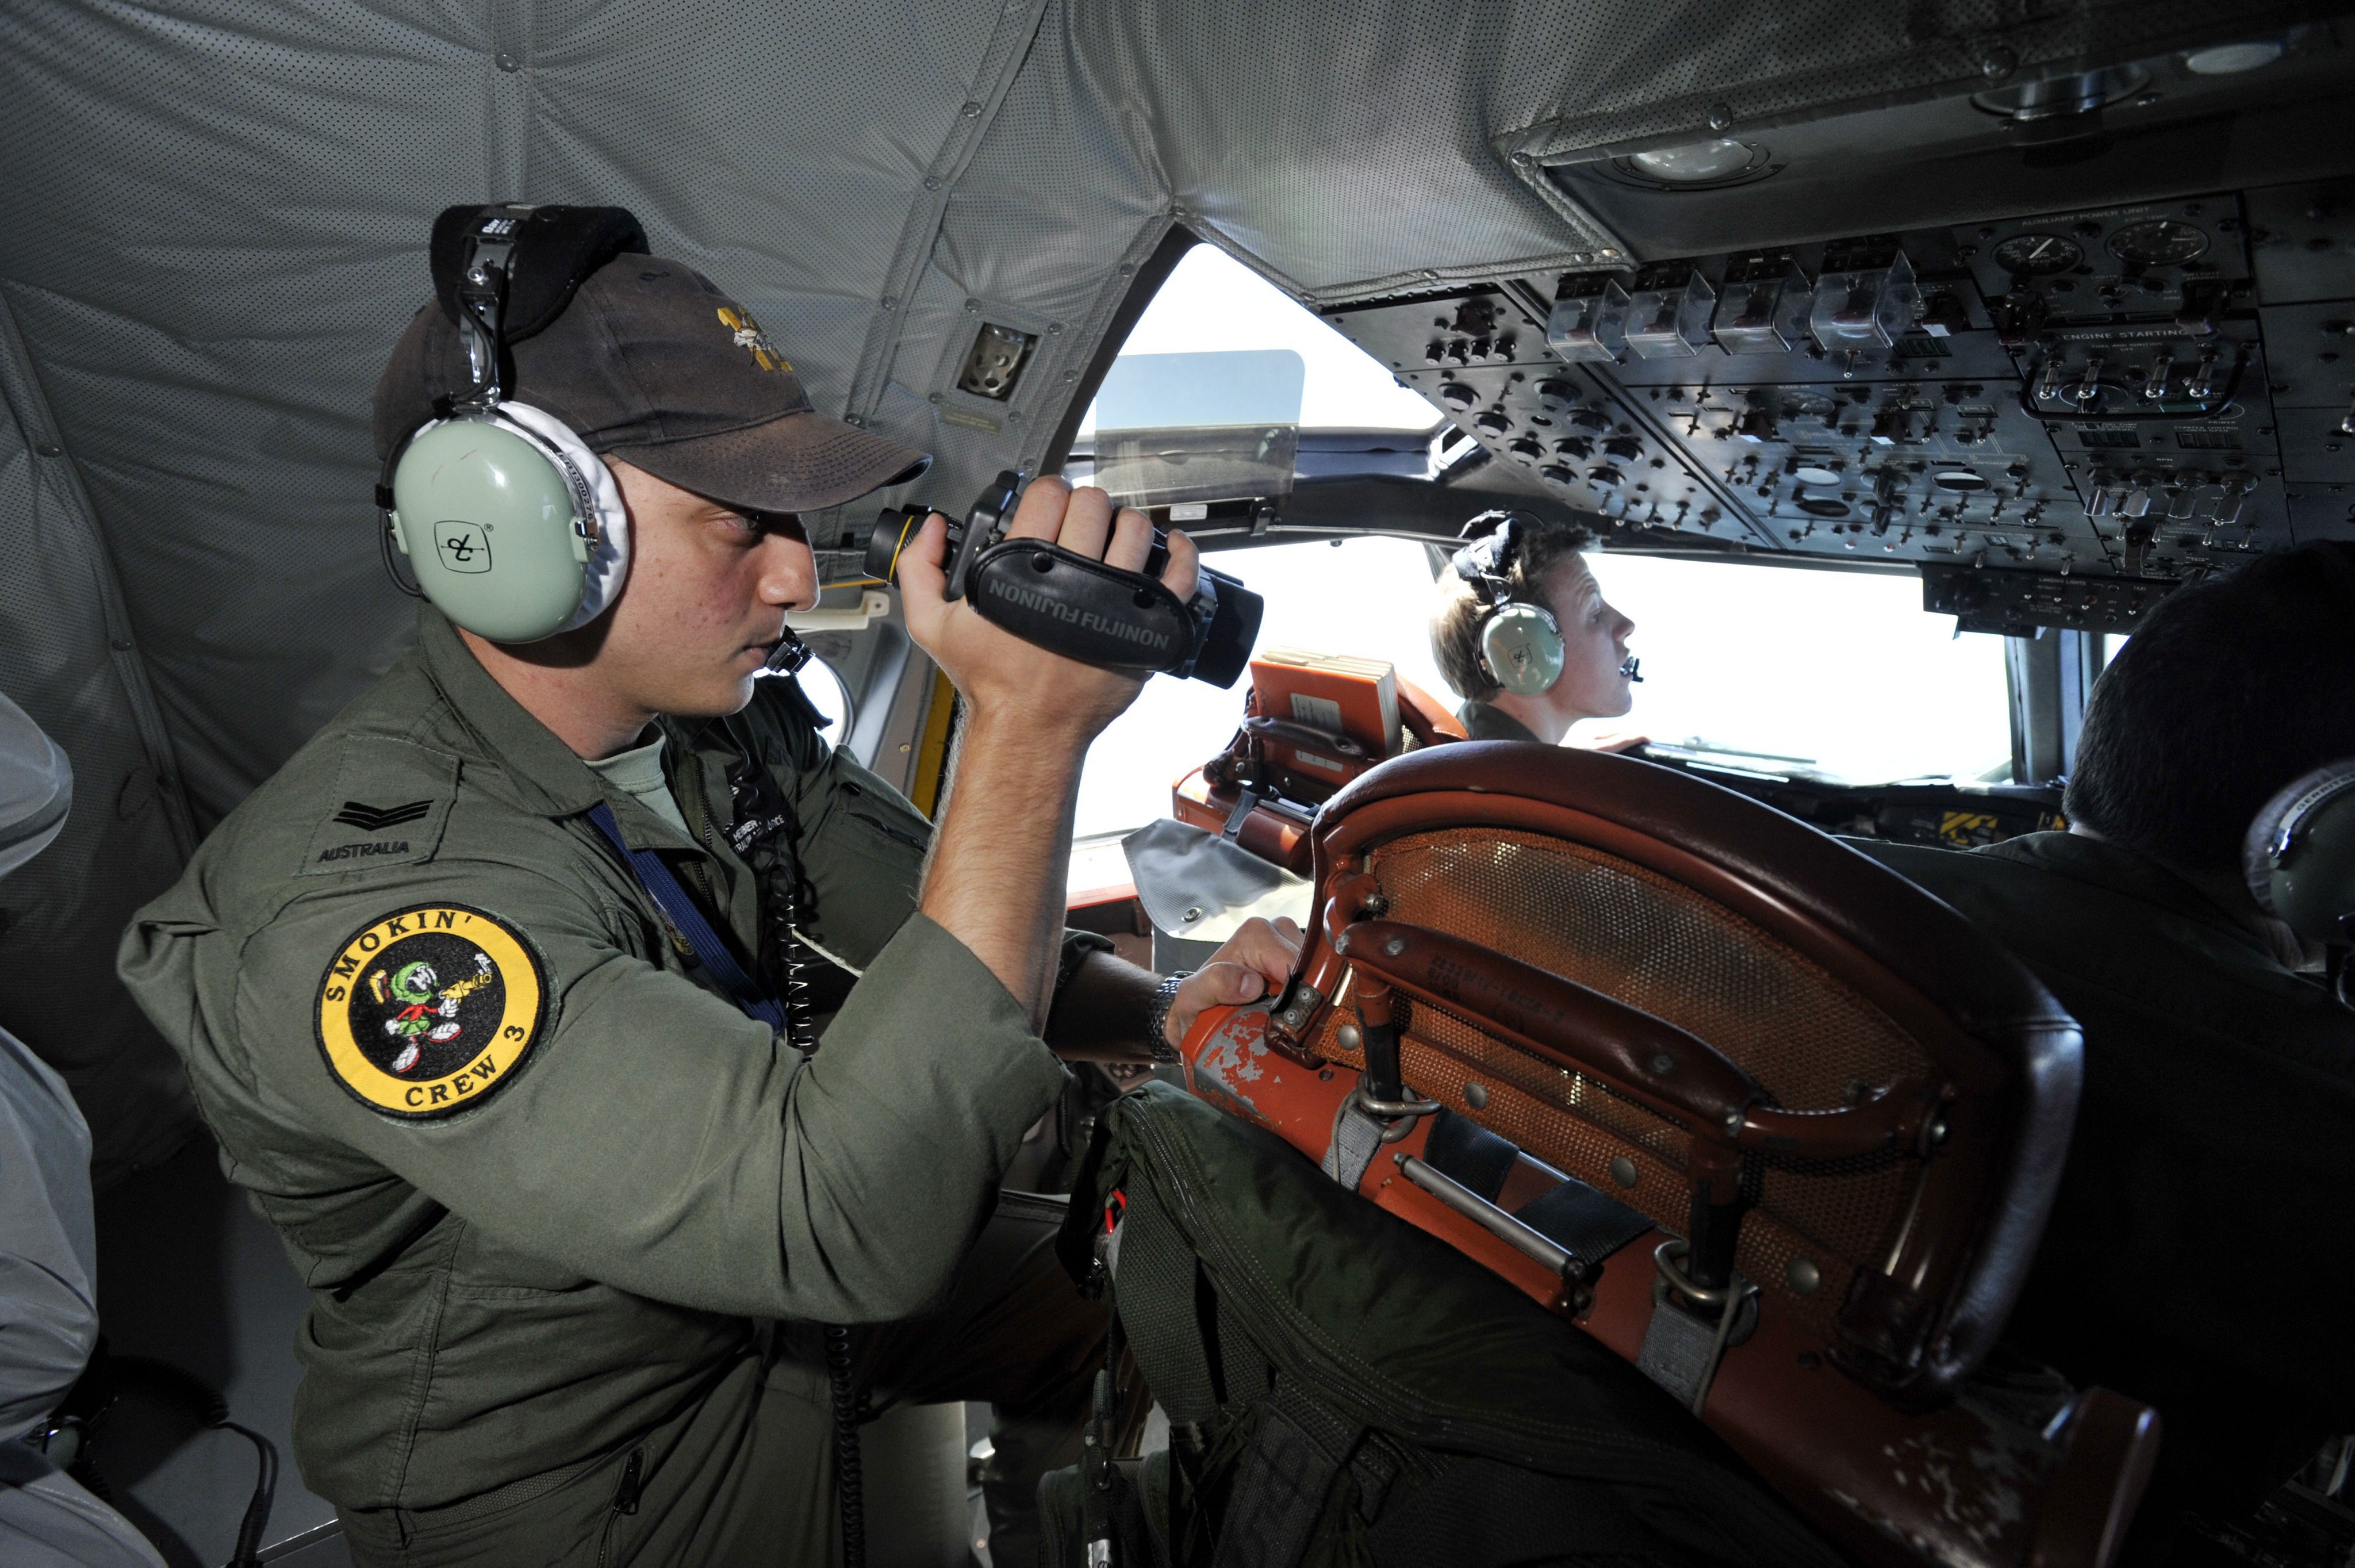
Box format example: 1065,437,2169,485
89,1130,343,1566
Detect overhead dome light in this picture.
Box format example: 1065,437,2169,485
1973,66,2149,121
1600,139,1776,191
2184,40,2284,75
1628,139,1755,182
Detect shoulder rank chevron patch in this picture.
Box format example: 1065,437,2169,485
334,799,433,832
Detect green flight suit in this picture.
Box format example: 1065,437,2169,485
1456,700,1540,743
1852,831,2355,1559
116,605,1111,1562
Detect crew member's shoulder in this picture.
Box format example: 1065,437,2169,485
190,664,557,926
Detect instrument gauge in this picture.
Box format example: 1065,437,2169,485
2107,219,2208,266
1993,233,2083,275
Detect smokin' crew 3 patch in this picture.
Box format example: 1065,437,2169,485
313,903,547,1118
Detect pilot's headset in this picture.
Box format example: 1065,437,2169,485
377,205,649,643
2243,758,2355,951
1450,511,1564,696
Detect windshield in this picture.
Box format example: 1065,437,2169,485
1075,536,1452,839
1585,554,2012,783
1075,245,1440,438
1072,543,2013,842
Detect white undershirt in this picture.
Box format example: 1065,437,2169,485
585,734,689,839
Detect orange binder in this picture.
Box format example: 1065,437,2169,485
1249,646,1400,758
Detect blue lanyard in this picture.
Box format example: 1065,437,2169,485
585,800,787,1033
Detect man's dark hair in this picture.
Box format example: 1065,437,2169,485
2065,542,2355,871
1430,520,1594,703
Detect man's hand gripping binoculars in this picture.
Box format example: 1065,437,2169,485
865,471,1263,688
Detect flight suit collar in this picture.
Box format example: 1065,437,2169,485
650,717,764,948
412,604,625,823
413,608,758,948
1458,699,1541,745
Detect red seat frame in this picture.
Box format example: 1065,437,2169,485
1175,742,2158,1568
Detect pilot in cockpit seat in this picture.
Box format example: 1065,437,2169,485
1429,512,1644,747
1854,542,2355,1565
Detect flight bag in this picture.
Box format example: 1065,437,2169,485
1036,1081,1843,1568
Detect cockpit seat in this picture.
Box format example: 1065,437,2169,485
1172,670,1466,875
1172,741,2160,1568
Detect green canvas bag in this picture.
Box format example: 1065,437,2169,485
1037,1083,1844,1568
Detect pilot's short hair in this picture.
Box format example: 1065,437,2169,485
2066,542,2355,872
1429,521,1594,704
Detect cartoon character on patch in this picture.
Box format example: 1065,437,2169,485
369,952,494,1074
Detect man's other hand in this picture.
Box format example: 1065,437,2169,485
898,476,1199,745
1165,917,1303,1052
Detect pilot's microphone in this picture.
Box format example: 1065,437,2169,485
764,628,814,676
1620,654,1643,683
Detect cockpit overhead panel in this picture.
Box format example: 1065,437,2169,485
1321,179,2355,627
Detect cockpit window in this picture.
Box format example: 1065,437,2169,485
776,656,851,749
1075,535,1451,839
1073,544,2013,844
1074,246,1441,438
1590,554,2012,784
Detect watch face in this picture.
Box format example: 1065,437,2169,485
1993,233,2083,275
2107,219,2208,266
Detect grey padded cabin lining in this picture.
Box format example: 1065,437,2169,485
0,292,195,1180
0,0,2299,1173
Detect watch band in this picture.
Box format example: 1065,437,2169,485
1146,969,1193,1064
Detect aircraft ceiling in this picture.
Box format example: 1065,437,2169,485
0,0,2343,1175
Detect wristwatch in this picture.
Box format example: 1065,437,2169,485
1145,969,1193,1065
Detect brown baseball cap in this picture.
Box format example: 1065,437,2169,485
373,254,928,513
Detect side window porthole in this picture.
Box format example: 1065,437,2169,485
787,658,853,748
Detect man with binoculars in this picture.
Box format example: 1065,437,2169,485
117,208,1295,1566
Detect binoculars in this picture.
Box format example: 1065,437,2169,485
863,471,1263,688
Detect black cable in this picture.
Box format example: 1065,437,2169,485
825,1324,866,1568
92,1356,275,1566
776,874,820,1062
749,785,862,1568
220,1421,278,1568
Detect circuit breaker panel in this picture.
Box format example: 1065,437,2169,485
1320,183,2355,631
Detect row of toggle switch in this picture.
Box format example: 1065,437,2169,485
1545,252,1925,365
2084,471,2259,523
2029,344,2229,410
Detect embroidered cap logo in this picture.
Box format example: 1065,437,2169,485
716,305,789,373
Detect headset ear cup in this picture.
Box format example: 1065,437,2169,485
1480,603,1564,696
387,411,614,642
2244,759,2355,940
496,402,630,633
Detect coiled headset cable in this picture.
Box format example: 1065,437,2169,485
725,718,866,1568
778,869,864,1568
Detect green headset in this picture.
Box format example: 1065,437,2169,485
2243,758,2355,949
1451,512,1566,696
375,205,650,645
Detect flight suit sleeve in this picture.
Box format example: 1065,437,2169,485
211,861,1069,1324
780,727,1114,982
